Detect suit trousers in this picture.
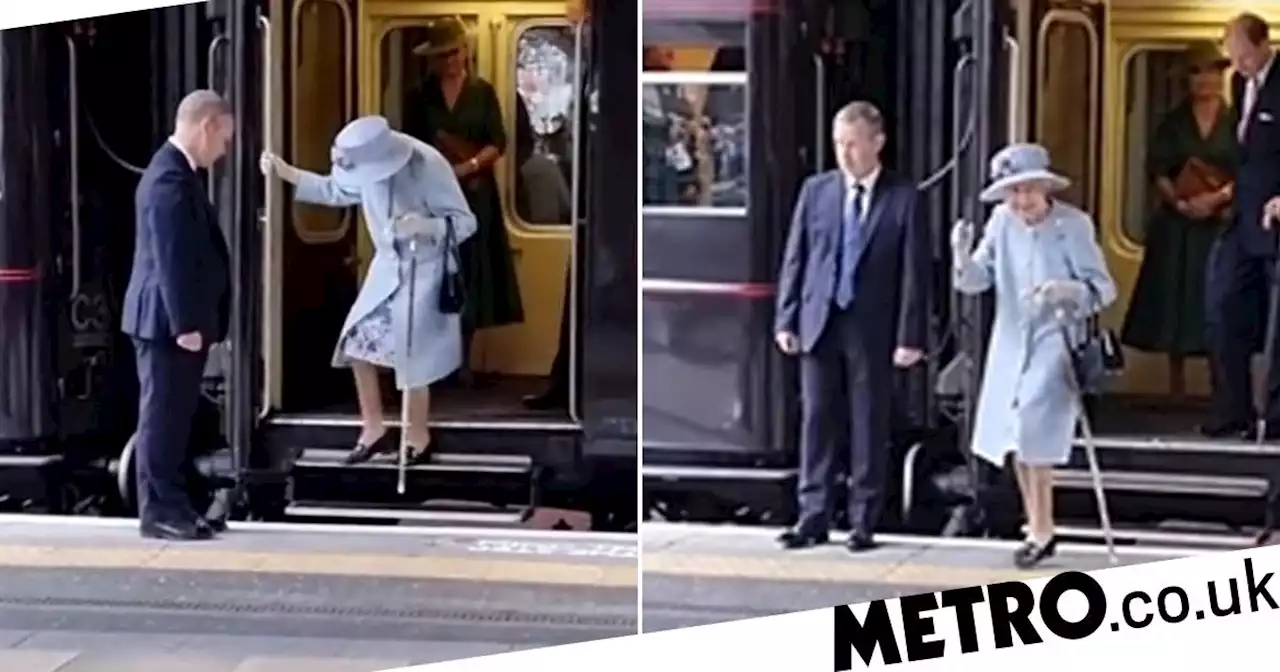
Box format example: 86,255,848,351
796,307,892,534
132,337,208,525
1205,228,1280,424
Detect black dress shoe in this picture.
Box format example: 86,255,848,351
141,520,213,541
1199,420,1251,439
522,388,567,411
1013,538,1057,569
343,432,393,465
777,527,828,549
846,533,878,552
199,517,227,534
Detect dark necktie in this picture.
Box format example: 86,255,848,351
835,183,866,309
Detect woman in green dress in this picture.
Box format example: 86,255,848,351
1121,42,1238,399
404,18,524,385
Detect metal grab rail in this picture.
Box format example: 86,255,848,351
567,18,585,424
66,35,82,300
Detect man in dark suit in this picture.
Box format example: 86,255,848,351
122,90,234,541
1204,13,1280,440
773,101,929,552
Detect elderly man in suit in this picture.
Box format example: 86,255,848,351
122,90,234,541
1205,13,1280,441
773,100,930,551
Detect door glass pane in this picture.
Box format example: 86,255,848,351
291,0,352,243
1038,14,1097,213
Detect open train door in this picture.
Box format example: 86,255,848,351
575,0,638,489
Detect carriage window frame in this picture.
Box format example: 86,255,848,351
1035,9,1100,216
289,0,355,245
641,69,748,218
507,17,577,232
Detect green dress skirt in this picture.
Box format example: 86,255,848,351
403,75,524,331
1121,100,1238,357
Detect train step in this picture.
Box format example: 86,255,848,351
287,447,544,515
1052,468,1268,499
294,447,533,474
1023,522,1256,551
283,500,529,527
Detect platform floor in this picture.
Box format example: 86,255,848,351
640,522,1201,632
0,515,637,671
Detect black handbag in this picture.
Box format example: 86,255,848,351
439,216,466,315
1059,251,1124,395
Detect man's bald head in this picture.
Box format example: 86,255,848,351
173,89,235,168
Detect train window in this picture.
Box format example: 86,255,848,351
642,72,747,208
1120,45,1230,247
1036,11,1099,214
511,22,577,227
290,0,354,244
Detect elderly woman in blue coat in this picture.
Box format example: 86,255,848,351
259,116,477,465
951,143,1117,569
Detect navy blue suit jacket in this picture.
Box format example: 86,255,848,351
773,169,929,355
1232,63,1280,256
121,142,230,347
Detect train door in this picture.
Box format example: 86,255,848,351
261,0,588,429
261,0,359,412
1102,3,1262,410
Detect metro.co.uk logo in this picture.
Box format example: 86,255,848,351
834,557,1277,669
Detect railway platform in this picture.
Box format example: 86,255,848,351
640,522,1207,632
0,515,637,671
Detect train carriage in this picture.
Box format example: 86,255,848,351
643,0,1280,547
0,0,637,530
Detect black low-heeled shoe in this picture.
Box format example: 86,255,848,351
1013,537,1057,569
406,441,432,466
343,432,393,465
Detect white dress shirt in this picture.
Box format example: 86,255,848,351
1239,52,1276,141
169,136,198,171
844,166,880,220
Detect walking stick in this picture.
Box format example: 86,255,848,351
1057,309,1119,564
1255,216,1280,543
397,235,420,496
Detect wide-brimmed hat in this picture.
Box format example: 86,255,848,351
979,143,1071,203
329,115,413,188
1183,41,1230,71
412,17,469,57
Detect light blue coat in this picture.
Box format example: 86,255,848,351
292,137,477,390
954,201,1117,467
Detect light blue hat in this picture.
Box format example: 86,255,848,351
329,115,414,188
979,143,1071,203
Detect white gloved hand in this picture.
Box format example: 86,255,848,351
950,219,976,258
1032,279,1084,309
259,151,299,184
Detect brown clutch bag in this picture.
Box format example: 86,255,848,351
434,129,483,187
1172,157,1231,200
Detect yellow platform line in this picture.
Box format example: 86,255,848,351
642,553,1059,588
0,544,637,588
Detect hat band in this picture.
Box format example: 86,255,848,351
332,136,400,170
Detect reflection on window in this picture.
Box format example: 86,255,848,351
1123,47,1200,245
512,23,576,226
642,80,746,207
1037,15,1097,213
291,0,352,243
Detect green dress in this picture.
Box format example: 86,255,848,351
404,75,524,330
1121,100,1238,356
